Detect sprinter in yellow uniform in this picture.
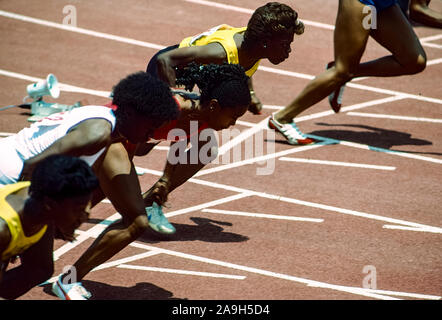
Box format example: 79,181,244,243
0,155,98,299
146,2,304,116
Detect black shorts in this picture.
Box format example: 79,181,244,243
146,44,179,78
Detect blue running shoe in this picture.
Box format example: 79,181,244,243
52,274,91,300
146,202,176,235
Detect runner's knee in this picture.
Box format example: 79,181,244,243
399,46,427,74
332,64,353,85
410,53,427,74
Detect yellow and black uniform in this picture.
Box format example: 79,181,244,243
178,24,261,77
0,182,47,262
146,25,261,78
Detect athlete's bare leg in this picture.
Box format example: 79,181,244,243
68,143,149,281
410,0,442,28
275,0,370,123
274,2,426,124
354,4,427,77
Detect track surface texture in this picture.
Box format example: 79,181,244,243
0,0,441,301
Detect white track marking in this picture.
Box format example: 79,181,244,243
217,117,268,156
196,143,326,176
181,0,441,53
51,220,441,299
337,140,442,164
347,112,442,123
264,65,442,103
0,69,111,98
262,104,284,110
279,157,396,170
129,242,441,300
202,208,324,223
0,10,164,50
421,42,442,49
1,10,441,104
383,225,442,234
136,166,442,233
46,247,161,284
53,213,121,261
117,265,246,280
419,34,442,42
164,193,253,218
427,57,442,66
182,0,335,30
92,251,162,271
296,96,408,123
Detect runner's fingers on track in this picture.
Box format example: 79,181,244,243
144,180,169,206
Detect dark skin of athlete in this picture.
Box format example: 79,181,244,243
155,30,294,114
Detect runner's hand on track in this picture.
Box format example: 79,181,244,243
144,179,169,206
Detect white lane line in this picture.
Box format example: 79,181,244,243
53,213,121,261
0,10,165,50
0,132,14,137
0,69,111,98
196,143,326,177
153,145,170,151
46,246,161,284
1,10,441,105
182,0,335,30
257,66,442,104
427,57,442,66
262,104,283,110
117,265,246,280
258,65,314,81
217,117,268,156
92,250,162,271
164,193,253,218
279,157,396,171
337,140,442,165
202,208,324,223
362,288,441,300
129,242,440,300
419,34,442,42
383,225,442,234
347,112,442,123
53,193,252,261
421,42,442,49
138,166,442,233
181,0,440,52
296,96,408,123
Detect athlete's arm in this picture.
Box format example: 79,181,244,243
248,77,262,113
20,119,112,180
156,43,227,86
96,142,146,220
0,224,54,299
143,138,217,206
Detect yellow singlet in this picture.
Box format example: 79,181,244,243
0,182,47,262
179,24,261,77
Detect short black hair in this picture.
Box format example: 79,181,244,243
244,2,304,45
112,71,179,126
175,63,251,109
29,155,99,200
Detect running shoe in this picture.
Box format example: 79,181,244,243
146,202,176,235
52,275,92,300
326,61,346,113
268,114,315,145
